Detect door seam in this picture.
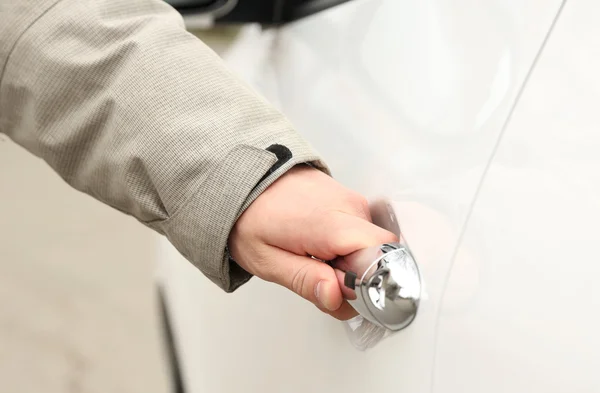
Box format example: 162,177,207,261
428,1,568,391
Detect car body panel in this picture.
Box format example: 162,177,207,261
433,1,600,391
157,1,566,391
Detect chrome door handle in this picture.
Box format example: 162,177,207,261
333,242,421,331
331,201,422,331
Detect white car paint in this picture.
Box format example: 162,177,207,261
158,0,598,392
434,1,600,391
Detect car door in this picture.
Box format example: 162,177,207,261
157,1,565,392
433,1,600,391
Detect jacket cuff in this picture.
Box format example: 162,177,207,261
157,137,328,292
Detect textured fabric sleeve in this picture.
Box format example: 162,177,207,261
0,0,329,291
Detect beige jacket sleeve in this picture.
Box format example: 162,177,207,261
0,0,328,291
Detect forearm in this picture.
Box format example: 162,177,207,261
0,0,327,290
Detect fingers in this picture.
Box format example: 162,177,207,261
259,246,345,313
263,247,358,320
228,166,398,322
302,212,399,261
316,300,359,321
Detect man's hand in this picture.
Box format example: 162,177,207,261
229,165,398,320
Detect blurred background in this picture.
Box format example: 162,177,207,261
0,134,172,392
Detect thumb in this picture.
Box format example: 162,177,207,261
265,246,343,312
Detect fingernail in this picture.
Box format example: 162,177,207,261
315,281,336,311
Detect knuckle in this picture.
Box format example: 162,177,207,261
324,224,349,252
291,264,311,299
355,194,369,209
347,193,370,219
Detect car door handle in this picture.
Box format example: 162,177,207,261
331,201,422,331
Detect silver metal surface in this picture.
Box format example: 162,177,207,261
333,242,421,331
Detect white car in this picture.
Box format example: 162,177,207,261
158,0,600,392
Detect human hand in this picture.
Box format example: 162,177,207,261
228,165,398,320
